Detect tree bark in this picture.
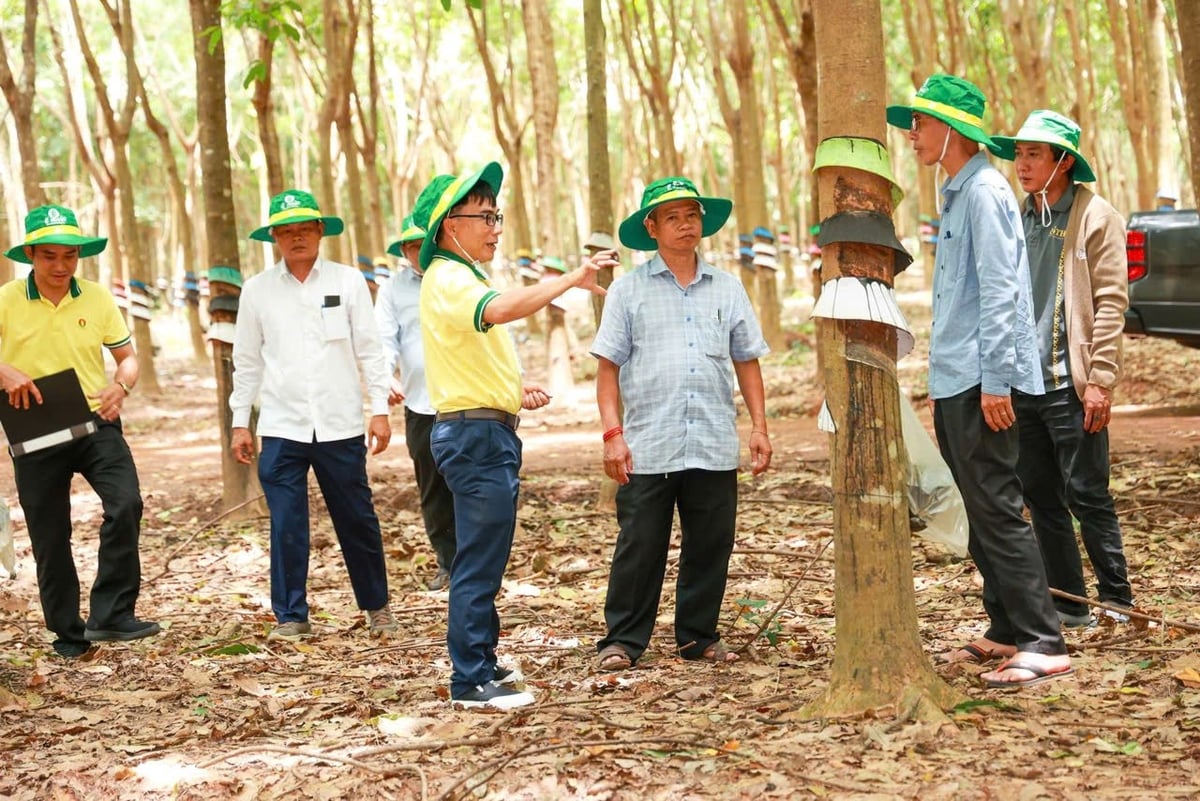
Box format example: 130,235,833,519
190,0,266,516
522,0,563,259
1179,0,1200,201
801,0,960,719
74,0,159,392
0,0,45,214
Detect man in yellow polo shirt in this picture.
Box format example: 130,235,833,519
0,204,159,658
418,164,614,709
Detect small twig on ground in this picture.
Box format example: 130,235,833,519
1050,589,1200,633
438,737,739,801
733,538,833,655
349,737,500,758
197,744,424,786
148,493,267,584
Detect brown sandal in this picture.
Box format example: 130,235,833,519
597,644,632,672
699,640,738,664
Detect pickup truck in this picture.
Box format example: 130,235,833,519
1125,210,1200,348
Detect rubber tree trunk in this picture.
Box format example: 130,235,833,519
801,0,959,719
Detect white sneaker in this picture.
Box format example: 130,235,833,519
451,681,535,710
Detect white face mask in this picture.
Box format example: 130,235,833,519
1035,150,1069,227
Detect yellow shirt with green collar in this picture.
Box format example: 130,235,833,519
419,249,522,414
0,274,131,411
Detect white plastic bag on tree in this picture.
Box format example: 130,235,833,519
900,399,968,557
0,497,14,577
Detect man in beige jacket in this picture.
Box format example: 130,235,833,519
993,110,1132,627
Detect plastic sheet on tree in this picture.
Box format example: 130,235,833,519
812,136,904,206
206,321,237,344
816,210,913,275
810,275,914,359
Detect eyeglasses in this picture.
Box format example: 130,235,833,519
448,212,504,227
910,115,922,134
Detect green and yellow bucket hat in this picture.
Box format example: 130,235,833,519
249,189,344,242
991,109,1096,182
386,215,426,257
886,73,1002,156
5,205,107,263
418,163,504,270
618,176,732,251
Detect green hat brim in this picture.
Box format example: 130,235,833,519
886,104,1003,157
386,226,426,256
418,162,504,270
989,134,1096,182
618,196,733,252
5,235,107,264
249,215,345,243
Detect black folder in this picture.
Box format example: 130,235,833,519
0,368,97,457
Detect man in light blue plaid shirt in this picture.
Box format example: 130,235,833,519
591,177,771,672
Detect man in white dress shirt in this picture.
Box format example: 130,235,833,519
230,189,398,641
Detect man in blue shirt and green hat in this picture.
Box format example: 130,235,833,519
376,180,458,591
888,75,1072,688
992,110,1133,628
592,176,771,672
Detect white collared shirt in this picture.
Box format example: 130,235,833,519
230,257,390,442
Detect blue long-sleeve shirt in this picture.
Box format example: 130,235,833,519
929,152,1045,400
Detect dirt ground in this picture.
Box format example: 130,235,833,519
1,290,1199,800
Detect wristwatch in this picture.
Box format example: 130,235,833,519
117,380,132,396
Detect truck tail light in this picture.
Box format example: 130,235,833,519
1126,230,1147,282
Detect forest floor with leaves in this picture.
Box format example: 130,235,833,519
1,278,1199,800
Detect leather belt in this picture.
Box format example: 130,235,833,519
435,408,520,431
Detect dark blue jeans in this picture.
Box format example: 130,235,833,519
13,419,143,648
598,469,737,663
405,409,457,572
258,435,388,622
934,387,1066,655
1015,387,1132,616
430,419,521,698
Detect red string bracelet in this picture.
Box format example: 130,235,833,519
602,425,623,442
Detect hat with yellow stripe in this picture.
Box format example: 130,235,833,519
418,163,504,270
618,176,733,251
886,73,1002,156
386,173,456,257
5,205,107,264
249,189,344,242
991,110,1096,182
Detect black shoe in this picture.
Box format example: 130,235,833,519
84,618,161,642
427,568,450,591
494,664,524,686
53,639,93,658
451,681,534,710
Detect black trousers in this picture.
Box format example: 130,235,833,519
598,469,737,662
405,409,457,571
13,419,144,647
1015,387,1132,615
934,387,1066,655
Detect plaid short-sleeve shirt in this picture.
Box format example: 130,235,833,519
590,254,768,473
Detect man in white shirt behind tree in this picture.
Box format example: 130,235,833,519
230,189,398,642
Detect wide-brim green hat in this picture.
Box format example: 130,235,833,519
886,73,1002,157
249,189,345,242
990,109,1096,182
618,176,732,251
5,204,107,264
418,163,504,270
386,214,426,256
